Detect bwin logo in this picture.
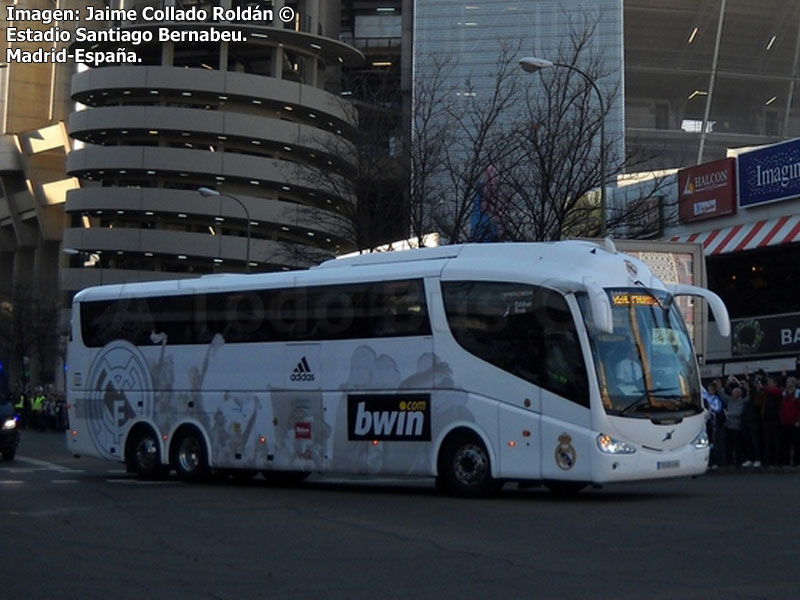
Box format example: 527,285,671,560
347,394,432,441
291,357,315,382
352,401,426,440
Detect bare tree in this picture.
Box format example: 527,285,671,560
495,23,624,241
296,20,674,256
293,67,409,256
413,22,673,244
422,41,525,244
0,284,61,390
406,53,456,246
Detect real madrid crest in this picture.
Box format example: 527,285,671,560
86,340,154,457
555,433,576,470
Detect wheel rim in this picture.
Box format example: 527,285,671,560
452,444,489,486
135,436,158,472
178,436,202,474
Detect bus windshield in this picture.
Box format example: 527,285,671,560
579,288,702,418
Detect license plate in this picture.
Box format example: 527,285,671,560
657,460,680,470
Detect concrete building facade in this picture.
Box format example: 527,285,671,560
1,0,104,298
625,0,800,169
62,0,363,290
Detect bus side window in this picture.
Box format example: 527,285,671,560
372,279,430,337
81,297,154,347
537,290,589,408
150,294,195,345
442,282,589,408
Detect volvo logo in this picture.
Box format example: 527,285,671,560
662,429,676,442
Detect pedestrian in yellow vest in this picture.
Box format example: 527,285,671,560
31,392,45,431
14,394,26,429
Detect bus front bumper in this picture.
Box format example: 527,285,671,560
591,442,709,484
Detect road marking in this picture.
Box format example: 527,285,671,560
52,479,80,484
15,456,85,473
0,480,24,485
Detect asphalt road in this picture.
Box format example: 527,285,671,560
2,430,799,599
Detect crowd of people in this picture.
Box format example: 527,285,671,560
12,385,69,432
703,368,800,469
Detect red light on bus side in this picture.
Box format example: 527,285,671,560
71,430,78,437
508,440,516,447
371,440,379,446
259,436,267,444
162,434,168,441
522,430,531,437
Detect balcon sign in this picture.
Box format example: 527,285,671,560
678,157,736,223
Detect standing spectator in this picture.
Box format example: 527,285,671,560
760,376,784,467
703,380,726,468
30,387,46,432
720,376,745,467
13,390,26,429
45,392,57,431
778,377,800,466
56,393,68,431
740,377,762,467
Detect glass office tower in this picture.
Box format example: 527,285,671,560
413,0,625,167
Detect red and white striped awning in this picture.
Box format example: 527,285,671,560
669,215,800,255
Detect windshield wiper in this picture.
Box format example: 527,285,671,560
632,280,667,310
619,388,679,416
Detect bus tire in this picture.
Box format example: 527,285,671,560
437,432,501,498
126,426,169,480
171,428,209,482
2,449,15,461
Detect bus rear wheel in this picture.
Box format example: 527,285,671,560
437,433,501,498
126,427,168,480
172,429,209,482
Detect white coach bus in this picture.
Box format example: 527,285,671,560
65,241,729,496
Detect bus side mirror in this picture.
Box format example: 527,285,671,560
582,278,614,334
667,284,730,338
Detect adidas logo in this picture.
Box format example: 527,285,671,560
290,357,315,382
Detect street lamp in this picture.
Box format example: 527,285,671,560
519,56,608,237
198,187,252,273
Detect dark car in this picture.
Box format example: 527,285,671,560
0,397,21,460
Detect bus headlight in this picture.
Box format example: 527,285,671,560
2,418,17,431
597,433,636,455
692,429,710,450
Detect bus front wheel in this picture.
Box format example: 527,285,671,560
437,433,502,498
171,429,209,482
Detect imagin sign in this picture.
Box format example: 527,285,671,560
738,138,800,208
